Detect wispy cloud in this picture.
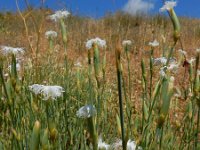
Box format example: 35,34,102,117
123,0,154,15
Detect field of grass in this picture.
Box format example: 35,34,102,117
0,2,200,150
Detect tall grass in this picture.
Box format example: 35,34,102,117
0,2,200,150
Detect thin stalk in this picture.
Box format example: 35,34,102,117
150,49,154,100
116,47,126,150
195,108,200,149
88,49,93,103
159,127,164,150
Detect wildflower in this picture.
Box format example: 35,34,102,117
29,84,44,95
98,137,110,150
168,63,179,73
153,57,176,66
178,49,187,56
153,57,167,66
189,57,196,64
45,31,57,39
160,1,177,12
122,40,132,46
127,139,136,150
149,39,159,47
76,105,96,118
159,66,167,77
0,46,24,56
86,37,106,49
48,10,70,22
29,84,64,100
112,139,141,150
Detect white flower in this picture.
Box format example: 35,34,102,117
45,31,57,39
122,40,132,46
0,46,24,56
86,37,106,49
112,139,141,150
149,39,159,47
8,63,21,72
76,105,96,118
98,137,110,150
29,84,44,95
189,57,196,64
41,86,64,100
153,57,167,66
168,63,179,73
178,49,187,56
153,57,176,66
160,1,177,12
160,66,167,77
48,10,70,22
29,84,64,100
127,139,136,150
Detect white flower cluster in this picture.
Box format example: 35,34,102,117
98,137,110,150
153,57,167,66
160,1,177,12
149,39,159,47
112,139,142,150
76,104,96,118
86,37,106,49
159,66,168,77
168,63,179,73
29,84,64,100
153,57,176,66
48,10,70,22
45,30,58,39
0,46,24,56
189,57,196,64
122,40,132,46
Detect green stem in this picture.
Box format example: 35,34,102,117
159,127,164,150
195,108,200,149
116,65,126,150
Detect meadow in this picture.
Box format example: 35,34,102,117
0,1,200,150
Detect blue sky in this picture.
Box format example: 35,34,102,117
0,0,199,18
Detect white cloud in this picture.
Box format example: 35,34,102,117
123,0,154,15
